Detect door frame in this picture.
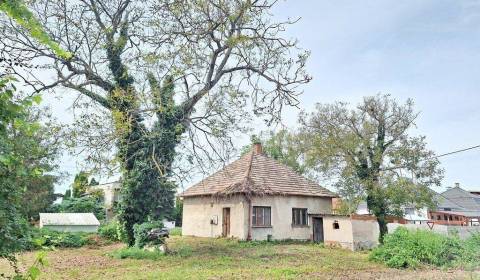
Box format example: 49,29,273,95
222,207,231,237
312,217,324,242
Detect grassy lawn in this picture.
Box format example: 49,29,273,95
0,236,477,279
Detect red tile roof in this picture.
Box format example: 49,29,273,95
181,150,336,198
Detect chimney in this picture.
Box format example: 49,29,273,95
253,142,263,154
455,182,460,188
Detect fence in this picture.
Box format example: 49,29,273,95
387,223,480,239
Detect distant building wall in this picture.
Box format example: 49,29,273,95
387,223,480,239
351,219,379,250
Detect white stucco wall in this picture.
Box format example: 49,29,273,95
42,225,99,233
182,195,248,239
322,216,379,251
250,196,332,241
351,219,379,250
182,195,332,240
322,216,354,250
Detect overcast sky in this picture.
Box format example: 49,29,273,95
50,0,480,194
272,0,480,192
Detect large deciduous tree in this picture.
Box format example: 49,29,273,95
300,95,443,242
1,0,310,245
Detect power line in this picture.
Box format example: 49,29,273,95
434,144,480,159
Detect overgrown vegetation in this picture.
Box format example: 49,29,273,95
109,247,165,260
99,219,125,242
23,228,110,250
370,227,480,269
133,221,164,248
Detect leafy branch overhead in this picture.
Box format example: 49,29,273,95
0,0,71,59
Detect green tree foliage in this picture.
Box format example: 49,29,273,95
64,189,71,199
71,171,89,198
332,177,366,215
21,174,58,221
53,196,106,221
242,130,308,175
89,178,99,186
2,0,310,246
173,197,183,227
300,95,443,242
14,108,63,221
0,78,43,269
0,0,70,58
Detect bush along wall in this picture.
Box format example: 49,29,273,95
370,227,480,269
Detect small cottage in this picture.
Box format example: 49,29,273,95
39,213,100,233
181,143,339,241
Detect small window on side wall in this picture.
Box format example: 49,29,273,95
333,220,340,229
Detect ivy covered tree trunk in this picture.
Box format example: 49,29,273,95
366,192,388,244
117,75,185,245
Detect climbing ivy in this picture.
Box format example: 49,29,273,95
118,76,182,245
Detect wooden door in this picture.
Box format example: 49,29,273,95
222,208,230,237
313,217,324,242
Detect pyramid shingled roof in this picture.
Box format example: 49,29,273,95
181,150,336,198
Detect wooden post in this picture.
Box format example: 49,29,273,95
246,196,252,241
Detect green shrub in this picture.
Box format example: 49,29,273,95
99,219,122,242
370,227,464,268
52,196,105,221
109,247,165,260
454,232,480,269
28,228,91,249
133,221,164,248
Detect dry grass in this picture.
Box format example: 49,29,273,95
0,236,478,279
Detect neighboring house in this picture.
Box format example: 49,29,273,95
89,181,122,220
90,181,176,228
428,184,480,226
39,213,100,233
402,206,430,225
346,201,429,225
180,143,379,250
